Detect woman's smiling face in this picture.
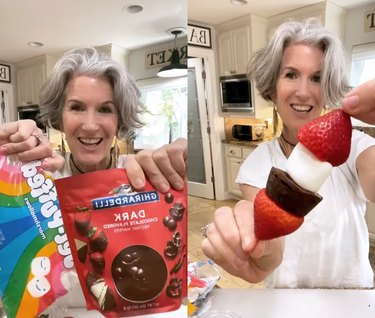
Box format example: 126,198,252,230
273,43,325,133
61,75,118,172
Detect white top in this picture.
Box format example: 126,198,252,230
53,153,127,179
236,130,375,288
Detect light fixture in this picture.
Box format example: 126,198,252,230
123,4,143,14
230,0,248,5
28,41,44,47
157,29,187,78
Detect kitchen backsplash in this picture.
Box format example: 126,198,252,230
225,119,375,141
224,117,274,140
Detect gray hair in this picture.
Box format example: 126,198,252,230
38,47,143,139
248,18,350,109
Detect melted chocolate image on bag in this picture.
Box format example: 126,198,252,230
111,245,168,302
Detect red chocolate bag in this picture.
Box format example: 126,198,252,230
55,168,187,317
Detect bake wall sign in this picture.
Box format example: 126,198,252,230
145,46,187,69
0,64,11,83
365,9,375,32
188,24,212,48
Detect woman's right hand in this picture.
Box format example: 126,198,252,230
201,200,284,283
0,119,64,171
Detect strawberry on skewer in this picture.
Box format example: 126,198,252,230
254,110,352,240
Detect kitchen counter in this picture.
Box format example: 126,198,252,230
222,138,268,148
43,305,187,317
205,288,375,318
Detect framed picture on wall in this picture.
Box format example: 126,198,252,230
0,64,11,83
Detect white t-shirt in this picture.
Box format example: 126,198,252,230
53,153,127,179
236,130,375,288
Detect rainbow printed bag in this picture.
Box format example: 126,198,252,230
0,154,74,318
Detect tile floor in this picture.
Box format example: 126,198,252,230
188,195,265,289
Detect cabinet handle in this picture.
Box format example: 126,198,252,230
230,150,235,154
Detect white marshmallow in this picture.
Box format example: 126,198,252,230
27,276,51,298
31,257,51,276
286,142,332,192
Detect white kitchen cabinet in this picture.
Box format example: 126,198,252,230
217,15,268,77
16,54,58,106
218,26,250,76
224,144,255,198
216,14,273,119
16,64,45,106
268,1,346,39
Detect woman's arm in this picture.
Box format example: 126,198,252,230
356,145,375,203
343,80,375,202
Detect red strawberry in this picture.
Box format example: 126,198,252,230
297,109,352,166
254,188,304,240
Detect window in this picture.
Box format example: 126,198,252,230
134,77,187,150
350,42,375,127
350,42,375,87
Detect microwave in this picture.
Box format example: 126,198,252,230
232,124,266,141
17,104,46,133
219,74,254,113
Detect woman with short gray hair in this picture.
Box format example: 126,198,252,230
39,47,143,140
202,19,375,289
249,18,351,135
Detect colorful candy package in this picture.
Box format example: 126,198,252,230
55,168,187,317
0,154,75,318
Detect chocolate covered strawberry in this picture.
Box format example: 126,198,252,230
297,109,352,166
90,252,105,273
254,188,304,240
88,227,108,252
74,209,91,236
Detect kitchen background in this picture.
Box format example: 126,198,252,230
1,0,373,223
0,0,374,290
0,0,188,157
187,0,375,253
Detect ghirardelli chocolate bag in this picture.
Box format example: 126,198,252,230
55,168,187,317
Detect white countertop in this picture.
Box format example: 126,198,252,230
205,288,375,318
53,305,187,318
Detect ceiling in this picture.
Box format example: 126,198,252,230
188,0,374,25
1,0,372,65
0,0,186,64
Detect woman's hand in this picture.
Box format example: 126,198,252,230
126,138,187,193
201,200,284,283
0,119,65,171
342,80,375,125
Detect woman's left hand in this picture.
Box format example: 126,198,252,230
125,138,187,193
